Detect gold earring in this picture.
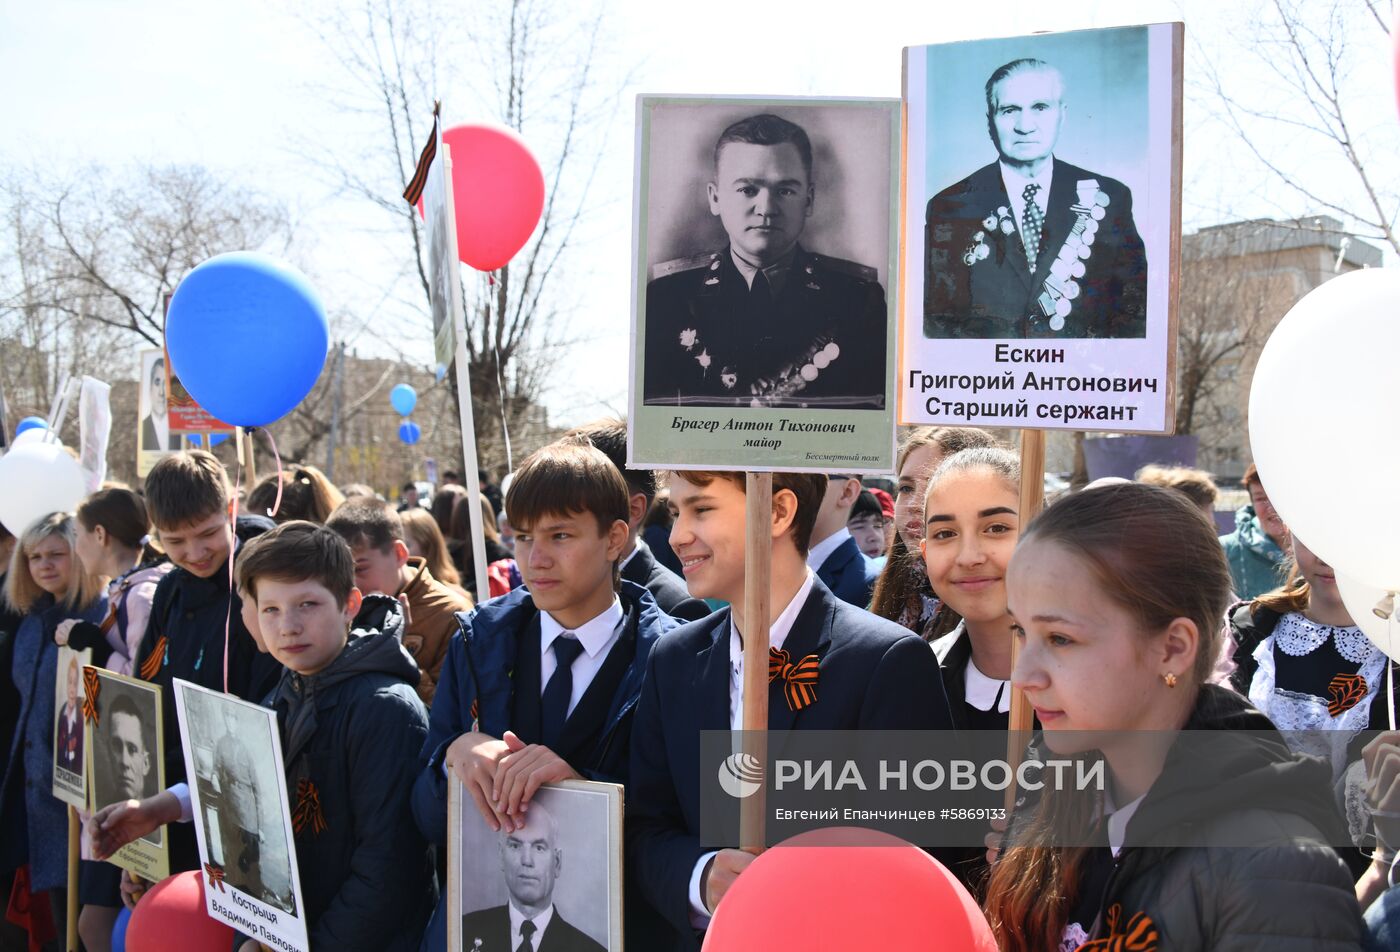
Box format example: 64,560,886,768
1162,672,1178,688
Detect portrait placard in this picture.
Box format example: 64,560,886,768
448,777,622,951
52,646,92,809
174,679,309,952
136,349,182,478
86,667,169,881
628,95,900,473
900,24,1182,432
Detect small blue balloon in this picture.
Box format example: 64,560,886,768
166,251,329,428
390,383,418,417
15,416,46,436
399,421,421,445
209,432,229,447
187,434,201,447
186,433,227,448
111,905,131,952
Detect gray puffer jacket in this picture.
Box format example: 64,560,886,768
1052,686,1364,950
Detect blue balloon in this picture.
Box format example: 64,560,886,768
185,433,229,448
166,252,329,428
399,421,421,445
15,416,46,436
111,905,131,952
390,383,418,417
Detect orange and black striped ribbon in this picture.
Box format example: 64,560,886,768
293,778,327,836
401,104,441,206
139,636,166,681
82,666,101,725
203,862,226,893
768,648,820,712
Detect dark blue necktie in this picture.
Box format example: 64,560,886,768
541,635,585,748
518,918,537,952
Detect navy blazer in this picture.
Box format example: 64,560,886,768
622,541,710,623
413,580,679,952
815,535,880,608
625,578,953,949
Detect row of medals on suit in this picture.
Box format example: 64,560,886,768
963,179,1111,333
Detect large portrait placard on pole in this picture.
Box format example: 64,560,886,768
628,95,900,473
175,679,309,952
900,24,1182,433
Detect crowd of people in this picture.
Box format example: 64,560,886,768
1,420,1397,951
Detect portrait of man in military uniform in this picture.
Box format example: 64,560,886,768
923,57,1148,340
642,112,889,409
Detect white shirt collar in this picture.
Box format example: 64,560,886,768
507,902,555,948
731,569,816,657
1102,787,1147,859
999,159,1054,203
619,539,643,572
963,654,1012,713
540,597,624,660
806,527,851,572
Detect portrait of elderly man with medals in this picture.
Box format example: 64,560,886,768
643,113,888,409
923,57,1148,340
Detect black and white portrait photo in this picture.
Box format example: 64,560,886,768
51,647,91,808
90,671,163,844
917,29,1163,340
451,780,621,952
636,98,898,411
175,681,301,921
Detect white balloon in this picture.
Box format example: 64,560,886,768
1337,570,1400,664
10,427,62,448
0,442,87,536
1248,269,1400,590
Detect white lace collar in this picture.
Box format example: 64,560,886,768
1275,612,1376,665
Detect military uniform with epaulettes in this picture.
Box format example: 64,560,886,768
642,244,887,409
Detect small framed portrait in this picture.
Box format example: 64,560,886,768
175,679,309,952
629,95,900,473
86,667,169,881
449,778,622,952
900,24,1182,432
51,646,92,809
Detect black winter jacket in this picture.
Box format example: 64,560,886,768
1058,686,1364,950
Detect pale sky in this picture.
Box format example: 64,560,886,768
2,0,1394,428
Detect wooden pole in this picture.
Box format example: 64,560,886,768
739,472,772,854
1005,429,1046,811
236,427,258,488
66,807,79,951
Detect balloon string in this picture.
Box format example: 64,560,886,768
1389,617,1396,733
256,427,285,518
224,456,242,696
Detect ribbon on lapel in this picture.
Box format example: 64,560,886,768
768,647,819,712
293,778,327,836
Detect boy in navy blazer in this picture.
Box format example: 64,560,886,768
412,441,681,950
626,470,953,950
807,473,881,606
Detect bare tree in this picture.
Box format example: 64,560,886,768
299,0,621,474
1198,0,1400,255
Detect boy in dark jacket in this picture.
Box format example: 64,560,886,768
237,520,434,951
412,440,681,951
92,451,281,882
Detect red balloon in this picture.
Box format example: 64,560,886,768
127,871,235,951
442,124,545,271
702,828,996,951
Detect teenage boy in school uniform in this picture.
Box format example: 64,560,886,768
626,470,954,950
412,441,681,951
